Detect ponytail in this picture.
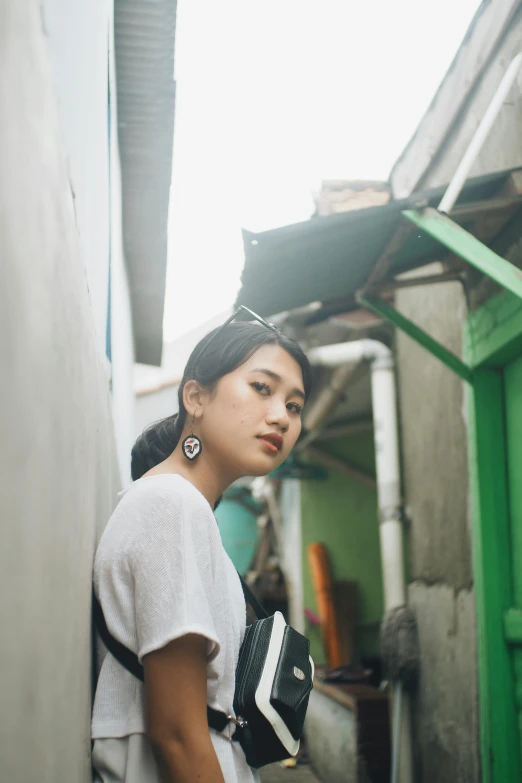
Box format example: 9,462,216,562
131,411,185,481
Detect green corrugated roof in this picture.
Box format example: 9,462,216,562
236,169,522,318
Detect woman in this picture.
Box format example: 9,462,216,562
91,311,312,783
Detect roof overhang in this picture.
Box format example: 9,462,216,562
114,0,177,366
236,168,522,325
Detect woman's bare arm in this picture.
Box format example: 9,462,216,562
143,634,226,783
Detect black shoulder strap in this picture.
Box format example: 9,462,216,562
93,594,230,733
92,591,145,682
238,573,269,620
92,575,267,733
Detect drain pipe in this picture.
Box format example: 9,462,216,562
306,339,413,783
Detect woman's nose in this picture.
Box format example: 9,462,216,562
266,400,289,432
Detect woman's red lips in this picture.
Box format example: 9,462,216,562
258,433,283,452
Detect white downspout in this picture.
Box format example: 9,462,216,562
307,339,412,783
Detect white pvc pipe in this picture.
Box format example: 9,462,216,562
371,359,405,609
309,340,405,608
308,339,412,783
308,338,391,369
438,51,522,214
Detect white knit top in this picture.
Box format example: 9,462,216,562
91,474,259,783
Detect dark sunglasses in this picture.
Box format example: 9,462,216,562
192,306,280,369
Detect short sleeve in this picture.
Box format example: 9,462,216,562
127,489,221,664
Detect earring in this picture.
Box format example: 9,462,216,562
182,415,202,461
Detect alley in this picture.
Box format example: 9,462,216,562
260,761,322,783
6,3,521,783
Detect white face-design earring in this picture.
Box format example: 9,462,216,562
182,415,202,461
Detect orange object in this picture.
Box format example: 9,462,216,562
307,542,344,669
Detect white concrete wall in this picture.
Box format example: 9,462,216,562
42,0,135,484
0,2,123,780
108,11,135,484
42,0,111,351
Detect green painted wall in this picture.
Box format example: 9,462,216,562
300,431,383,664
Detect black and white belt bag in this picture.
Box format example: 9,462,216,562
92,575,314,769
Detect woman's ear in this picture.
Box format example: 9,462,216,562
182,380,207,419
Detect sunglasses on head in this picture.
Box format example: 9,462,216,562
215,305,279,335
192,306,280,369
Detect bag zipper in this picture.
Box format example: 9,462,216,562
236,621,264,707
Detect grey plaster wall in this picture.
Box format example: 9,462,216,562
0,3,120,780
408,583,480,783
392,4,522,197
391,1,522,197
395,269,479,781
419,7,522,192
396,268,471,589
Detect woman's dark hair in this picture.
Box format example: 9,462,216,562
131,322,312,481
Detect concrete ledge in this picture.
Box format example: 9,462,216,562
312,678,387,713
304,679,390,783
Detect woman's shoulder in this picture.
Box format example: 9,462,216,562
100,474,215,551
122,472,185,503
119,474,212,516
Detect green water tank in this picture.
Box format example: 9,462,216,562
215,494,260,576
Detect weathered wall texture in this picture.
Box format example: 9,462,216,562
390,0,522,197
408,583,480,783
395,270,479,781
0,3,120,780
396,268,471,589
418,7,522,192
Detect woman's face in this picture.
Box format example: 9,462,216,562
199,344,305,479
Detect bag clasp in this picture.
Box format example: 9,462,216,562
227,714,248,729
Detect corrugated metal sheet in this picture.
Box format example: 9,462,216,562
115,0,177,366
236,169,521,319
239,202,408,318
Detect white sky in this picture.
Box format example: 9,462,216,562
164,0,481,341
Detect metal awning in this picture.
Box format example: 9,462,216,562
237,169,521,317
236,168,522,382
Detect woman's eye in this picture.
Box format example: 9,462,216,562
252,381,270,395
287,402,303,415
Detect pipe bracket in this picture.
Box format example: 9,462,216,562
378,505,406,525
